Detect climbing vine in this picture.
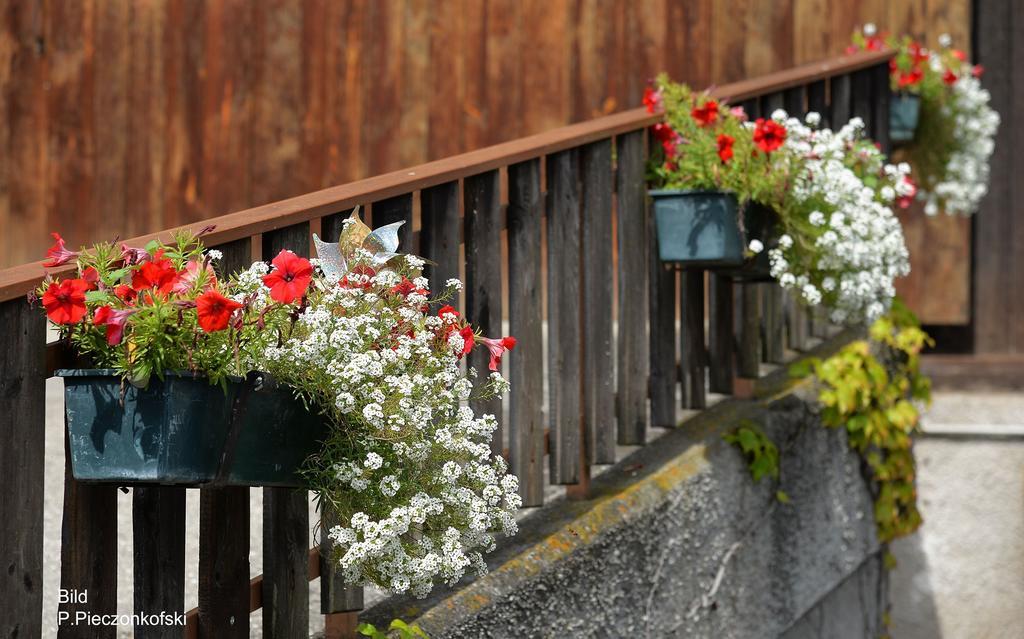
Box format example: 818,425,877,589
723,421,789,503
790,300,932,543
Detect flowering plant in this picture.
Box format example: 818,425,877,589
243,213,521,597
768,112,912,324
645,75,792,208
849,25,999,216
34,229,301,388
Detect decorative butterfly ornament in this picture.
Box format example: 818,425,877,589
312,207,405,282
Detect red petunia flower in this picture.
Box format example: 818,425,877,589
691,100,719,127
897,69,923,87
952,49,967,62
753,118,787,153
943,69,958,85
120,243,150,266
716,134,735,164
42,233,78,267
730,106,748,122
93,305,133,345
81,266,100,290
114,284,137,304
340,264,377,290
972,64,984,78
652,123,682,158
458,325,475,358
42,279,89,324
262,250,313,304
390,276,429,298
477,335,517,371
195,289,243,332
642,86,663,114
438,305,460,322
172,259,217,295
132,252,180,294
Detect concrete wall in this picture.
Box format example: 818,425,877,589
364,369,886,638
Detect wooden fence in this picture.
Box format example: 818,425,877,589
0,49,892,638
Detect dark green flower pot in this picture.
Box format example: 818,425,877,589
651,190,745,267
890,93,921,143
58,369,329,487
725,201,780,282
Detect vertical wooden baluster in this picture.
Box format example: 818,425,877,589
681,270,706,409
372,194,415,252
198,238,252,639
262,224,310,639
708,273,734,394
763,284,785,364
872,63,891,154
831,74,852,126
546,149,583,485
59,432,117,638
507,160,545,506
808,79,829,128
648,131,676,429
761,91,785,116
784,85,805,116
1,301,46,639
320,506,362,639
581,139,615,463
321,208,356,244
134,487,186,639
615,131,650,445
851,67,873,131
465,171,504,458
420,182,461,304
736,282,761,397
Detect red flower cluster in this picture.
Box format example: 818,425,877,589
643,86,663,114
42,279,89,324
652,122,681,157
752,118,786,153
43,233,78,268
132,251,180,295
716,134,735,164
691,100,719,127
196,290,243,333
262,250,313,304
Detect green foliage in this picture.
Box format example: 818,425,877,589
724,422,780,484
357,619,429,639
790,300,932,542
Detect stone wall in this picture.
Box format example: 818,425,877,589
363,364,886,638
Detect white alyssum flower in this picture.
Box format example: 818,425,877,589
748,239,764,254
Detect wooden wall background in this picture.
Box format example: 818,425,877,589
0,0,971,324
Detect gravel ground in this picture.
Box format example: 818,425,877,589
890,392,1024,639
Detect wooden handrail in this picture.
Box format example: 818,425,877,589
0,47,891,304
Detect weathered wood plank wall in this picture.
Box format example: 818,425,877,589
0,0,972,325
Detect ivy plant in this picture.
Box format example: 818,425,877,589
790,300,932,542
357,619,428,639
724,421,789,503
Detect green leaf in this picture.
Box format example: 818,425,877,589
776,490,790,503
85,290,112,304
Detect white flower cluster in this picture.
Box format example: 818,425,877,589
772,112,911,324
921,56,1000,216
254,262,520,597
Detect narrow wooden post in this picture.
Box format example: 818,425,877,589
615,131,650,446
581,139,615,464
420,182,461,304
546,149,584,486
831,74,852,126
763,284,785,364
320,507,363,638
851,67,874,133
872,62,891,153
708,273,734,394
199,237,252,639
507,160,546,506
808,79,829,127
736,283,761,397
262,224,311,638
134,487,186,639
680,270,706,410
0,300,46,639
371,194,415,252
465,170,504,457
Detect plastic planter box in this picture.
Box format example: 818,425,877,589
651,190,745,267
58,369,329,487
890,93,921,143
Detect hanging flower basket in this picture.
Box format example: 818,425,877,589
59,369,328,487
890,93,921,143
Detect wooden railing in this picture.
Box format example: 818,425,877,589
0,49,893,639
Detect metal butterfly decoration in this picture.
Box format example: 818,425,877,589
311,206,405,282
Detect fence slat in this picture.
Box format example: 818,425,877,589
681,271,706,409
0,300,45,639
581,140,615,463
371,194,414,252
808,79,828,128
465,170,504,457
762,91,785,116
420,182,461,299
321,208,357,244
59,433,117,638
708,273,734,394
507,159,545,506
784,86,805,116
134,487,186,639
738,283,761,379
546,149,583,484
872,63,891,153
320,507,362,614
199,238,252,639
649,262,676,427
615,131,649,445
763,284,785,364
851,67,873,132
262,225,310,638
830,73,852,126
